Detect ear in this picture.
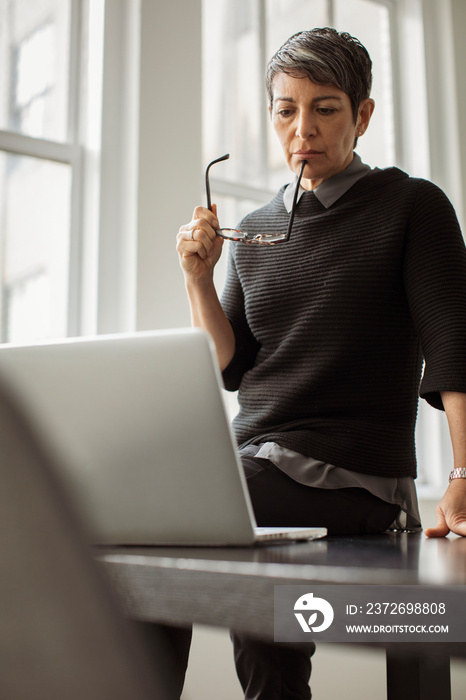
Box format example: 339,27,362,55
356,98,375,137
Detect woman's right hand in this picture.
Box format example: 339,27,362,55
176,204,224,284
176,203,235,369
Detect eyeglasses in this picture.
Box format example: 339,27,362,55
205,154,306,245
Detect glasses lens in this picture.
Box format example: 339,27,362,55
249,232,287,244
216,229,287,244
216,228,248,241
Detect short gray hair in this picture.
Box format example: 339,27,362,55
265,27,372,122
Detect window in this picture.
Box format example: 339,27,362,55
0,152,71,342
203,0,396,206
0,0,71,342
0,0,104,342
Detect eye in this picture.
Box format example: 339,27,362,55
276,109,294,118
317,107,337,116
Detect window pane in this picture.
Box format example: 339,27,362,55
265,0,329,190
266,0,328,54
0,153,71,342
334,0,395,167
0,0,71,141
203,0,264,187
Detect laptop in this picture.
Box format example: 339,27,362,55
0,328,326,546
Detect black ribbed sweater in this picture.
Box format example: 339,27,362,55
221,167,466,478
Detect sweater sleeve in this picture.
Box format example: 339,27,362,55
403,180,466,410
220,244,261,391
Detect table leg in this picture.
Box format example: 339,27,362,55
386,650,451,700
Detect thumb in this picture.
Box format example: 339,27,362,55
424,509,450,538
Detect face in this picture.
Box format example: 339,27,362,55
270,73,374,190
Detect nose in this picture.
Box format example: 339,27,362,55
295,110,317,140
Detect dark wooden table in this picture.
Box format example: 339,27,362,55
98,532,466,699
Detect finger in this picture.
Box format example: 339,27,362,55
176,235,206,260
424,525,450,538
177,224,206,246
176,229,213,260
185,217,219,245
424,510,450,538
192,206,219,232
193,221,221,252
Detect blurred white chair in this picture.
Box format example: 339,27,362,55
0,378,180,700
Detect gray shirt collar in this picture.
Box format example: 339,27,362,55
283,153,375,211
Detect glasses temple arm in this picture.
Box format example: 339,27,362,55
285,159,307,241
205,165,213,211
205,153,230,212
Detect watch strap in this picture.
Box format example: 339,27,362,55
449,468,466,482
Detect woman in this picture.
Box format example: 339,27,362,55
176,27,466,700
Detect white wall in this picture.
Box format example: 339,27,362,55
135,0,202,331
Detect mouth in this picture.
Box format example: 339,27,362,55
295,150,323,159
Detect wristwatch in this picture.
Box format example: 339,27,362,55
448,468,466,482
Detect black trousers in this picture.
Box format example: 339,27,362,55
144,455,400,699
241,453,400,535
231,455,400,700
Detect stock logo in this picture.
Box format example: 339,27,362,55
294,593,334,633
